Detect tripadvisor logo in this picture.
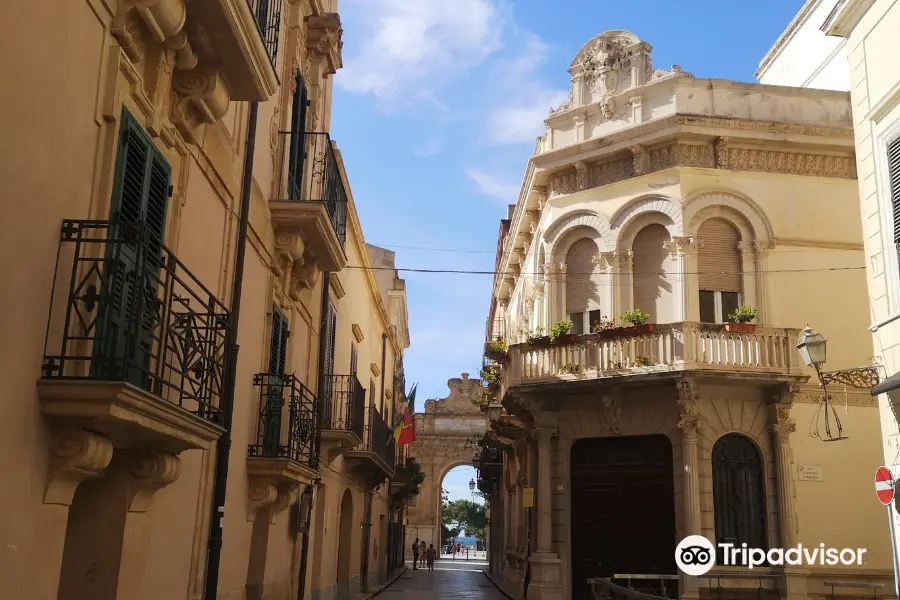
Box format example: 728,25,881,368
675,536,868,576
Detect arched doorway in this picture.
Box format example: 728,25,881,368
336,489,354,600
437,465,486,558
570,435,677,599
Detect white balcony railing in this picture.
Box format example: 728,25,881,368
504,323,805,387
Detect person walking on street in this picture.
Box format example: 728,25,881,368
425,544,436,571
411,538,420,570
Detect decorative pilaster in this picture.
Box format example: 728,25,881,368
770,386,800,549
664,237,701,321
528,426,563,600
676,378,702,538
741,240,775,324
677,378,702,600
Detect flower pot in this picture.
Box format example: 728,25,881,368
551,333,577,346
725,322,756,334
621,323,655,337
527,336,551,349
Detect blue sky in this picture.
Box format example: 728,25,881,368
442,465,483,505
331,0,805,402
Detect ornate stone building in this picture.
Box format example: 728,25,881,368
0,1,409,599
479,30,892,600
404,374,488,554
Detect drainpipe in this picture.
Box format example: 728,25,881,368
296,483,316,600
204,101,259,600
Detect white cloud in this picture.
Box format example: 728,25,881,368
466,168,520,203
484,32,568,145
337,0,504,99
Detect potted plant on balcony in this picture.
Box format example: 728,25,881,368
550,320,576,346
725,305,759,333
484,338,508,362
480,367,500,391
620,309,654,336
591,315,619,339
525,326,551,349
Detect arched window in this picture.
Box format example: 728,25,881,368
565,236,602,334
697,218,742,323
712,434,767,554
632,224,675,324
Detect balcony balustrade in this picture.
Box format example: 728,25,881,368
38,220,228,452
249,373,319,469
346,405,396,480
321,374,366,450
503,322,804,390
271,131,349,275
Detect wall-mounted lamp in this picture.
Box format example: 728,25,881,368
797,326,881,442
487,401,503,423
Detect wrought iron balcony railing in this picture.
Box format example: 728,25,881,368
277,131,348,248
247,0,282,68
324,374,366,440
362,405,396,473
40,220,230,424
249,373,319,468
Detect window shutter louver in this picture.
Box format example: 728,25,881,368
269,307,289,376
565,237,602,314
888,137,900,244
287,69,308,200
698,218,742,293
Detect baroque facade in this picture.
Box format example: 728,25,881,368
0,1,410,600
759,0,900,592
477,30,892,600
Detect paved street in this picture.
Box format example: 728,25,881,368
389,564,505,598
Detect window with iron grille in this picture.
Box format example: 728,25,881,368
287,69,309,200
712,434,767,562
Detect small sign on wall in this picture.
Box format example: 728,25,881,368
797,465,824,482
522,487,534,508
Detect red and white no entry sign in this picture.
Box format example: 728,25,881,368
875,466,895,506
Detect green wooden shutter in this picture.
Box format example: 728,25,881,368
95,108,171,387
269,307,289,376
287,69,309,200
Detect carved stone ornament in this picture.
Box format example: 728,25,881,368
127,453,182,512
575,161,589,191
663,236,701,257
306,13,344,76
171,68,230,143
600,393,623,434
676,378,701,435
44,428,114,506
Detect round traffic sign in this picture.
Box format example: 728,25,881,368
876,466,895,506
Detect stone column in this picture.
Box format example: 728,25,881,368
664,237,701,322
753,241,774,324
677,378,701,600
770,386,807,599
528,426,562,600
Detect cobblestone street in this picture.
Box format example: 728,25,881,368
383,564,505,599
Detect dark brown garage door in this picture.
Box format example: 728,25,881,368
570,435,677,599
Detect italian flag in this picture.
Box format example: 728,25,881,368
392,383,417,447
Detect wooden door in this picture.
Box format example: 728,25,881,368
570,435,677,599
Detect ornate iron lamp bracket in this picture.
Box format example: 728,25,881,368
819,366,881,389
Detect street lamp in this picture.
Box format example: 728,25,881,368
796,325,882,442
487,400,503,423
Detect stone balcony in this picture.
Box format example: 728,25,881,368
501,322,806,394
